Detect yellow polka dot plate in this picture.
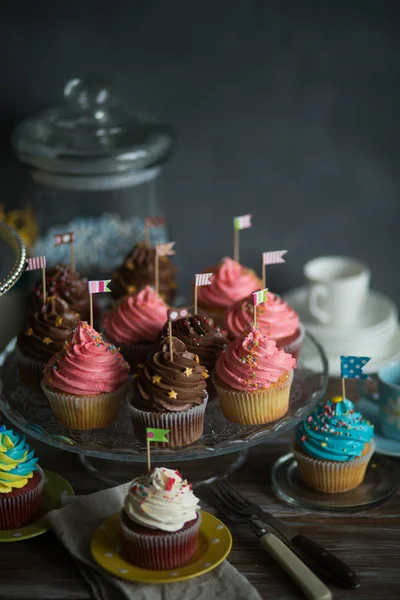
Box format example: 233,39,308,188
0,469,74,542
91,510,232,583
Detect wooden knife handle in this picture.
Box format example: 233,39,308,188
291,534,360,589
260,532,332,600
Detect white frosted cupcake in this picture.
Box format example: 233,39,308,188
120,467,201,570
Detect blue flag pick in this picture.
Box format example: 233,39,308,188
340,356,371,379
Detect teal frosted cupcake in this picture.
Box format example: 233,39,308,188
294,396,375,493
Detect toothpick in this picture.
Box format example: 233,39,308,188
42,267,47,304
262,257,266,289
147,437,151,472
144,222,150,245
155,249,160,295
168,319,173,360
341,377,346,401
89,293,94,328
70,243,76,273
233,228,239,263
253,304,257,327
194,284,198,314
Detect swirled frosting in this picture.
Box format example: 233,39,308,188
18,297,79,362
161,315,227,370
104,286,168,345
295,398,374,462
215,326,296,391
197,258,262,310
31,264,92,321
132,337,208,412
111,241,177,303
0,426,39,493
44,321,130,395
124,467,200,532
224,292,300,342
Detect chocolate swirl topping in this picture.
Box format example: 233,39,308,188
18,296,79,362
132,337,208,412
31,264,91,321
161,315,227,370
110,241,177,303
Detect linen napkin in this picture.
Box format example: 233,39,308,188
46,482,262,600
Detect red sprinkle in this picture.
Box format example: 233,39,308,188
165,477,176,491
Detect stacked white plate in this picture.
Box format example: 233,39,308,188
283,287,400,376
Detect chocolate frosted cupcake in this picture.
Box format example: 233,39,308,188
31,263,92,321
111,241,177,303
128,338,208,447
161,314,227,399
17,297,79,390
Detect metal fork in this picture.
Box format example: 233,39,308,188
206,486,332,600
212,479,359,589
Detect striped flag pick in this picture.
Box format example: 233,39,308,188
195,273,213,287
168,307,191,321
253,288,269,306
54,232,74,246
155,242,176,257
88,280,112,294
233,214,252,230
263,250,287,265
26,256,46,271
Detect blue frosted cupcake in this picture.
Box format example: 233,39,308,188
294,396,375,493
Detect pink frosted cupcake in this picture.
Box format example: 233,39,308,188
103,286,168,367
197,257,262,326
214,326,296,424
224,291,304,359
41,322,130,429
120,467,201,570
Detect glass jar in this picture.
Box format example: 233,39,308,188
11,76,175,275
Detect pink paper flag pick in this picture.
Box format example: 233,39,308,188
233,214,252,263
87,280,111,327
252,288,269,327
26,256,46,271
26,256,47,303
154,242,176,295
54,231,76,272
193,273,213,314
261,250,287,288
168,307,191,321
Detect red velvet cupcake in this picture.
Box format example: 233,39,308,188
0,426,44,530
120,467,201,570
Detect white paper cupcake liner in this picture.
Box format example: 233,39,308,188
17,349,46,391
214,370,293,425
293,439,376,493
127,396,208,447
41,380,127,430
0,467,45,530
120,511,201,570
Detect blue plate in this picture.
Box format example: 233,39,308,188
357,398,400,458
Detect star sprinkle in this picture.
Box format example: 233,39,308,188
127,285,137,294
137,364,145,369
55,316,63,327
25,327,33,336
202,370,209,379
184,367,193,377
168,389,178,399
42,337,52,345
125,260,135,270
194,354,200,364
152,375,161,384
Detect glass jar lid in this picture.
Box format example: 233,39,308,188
12,77,175,178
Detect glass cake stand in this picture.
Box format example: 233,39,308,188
0,334,328,484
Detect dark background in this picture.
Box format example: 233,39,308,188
1,0,399,301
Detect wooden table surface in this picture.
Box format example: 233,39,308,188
1,380,400,600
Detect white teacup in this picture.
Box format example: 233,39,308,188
304,256,370,327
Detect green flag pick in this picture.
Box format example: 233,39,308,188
146,428,170,472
